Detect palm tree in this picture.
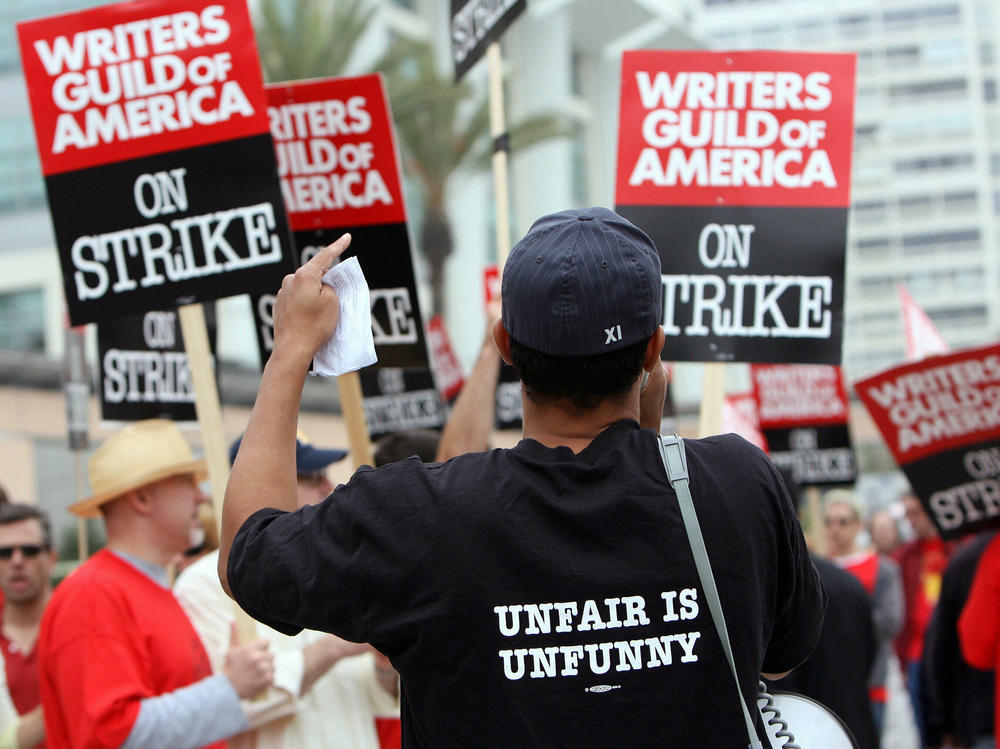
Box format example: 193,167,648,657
254,2,572,315
376,37,572,315
254,0,375,83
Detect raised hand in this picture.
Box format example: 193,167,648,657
272,233,353,365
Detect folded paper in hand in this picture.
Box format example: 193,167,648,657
311,256,378,377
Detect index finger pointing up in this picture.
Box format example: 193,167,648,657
303,233,352,277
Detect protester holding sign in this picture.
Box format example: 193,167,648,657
219,208,824,746
39,420,273,749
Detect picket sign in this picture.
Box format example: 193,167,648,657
698,363,726,438
488,43,513,267
338,371,375,468
806,486,825,555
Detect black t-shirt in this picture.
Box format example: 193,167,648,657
230,420,824,748
773,554,878,749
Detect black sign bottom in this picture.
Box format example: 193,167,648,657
904,442,1000,540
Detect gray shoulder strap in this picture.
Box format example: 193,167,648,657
657,435,763,749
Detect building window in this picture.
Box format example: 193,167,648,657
859,276,895,296
886,45,921,68
838,14,871,36
0,288,44,352
894,153,974,174
889,78,966,104
942,190,978,213
855,123,879,148
854,199,888,223
901,228,980,256
855,238,891,257
929,305,988,327
899,195,934,217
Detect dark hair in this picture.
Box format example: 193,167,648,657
374,430,441,467
0,503,52,549
508,336,647,411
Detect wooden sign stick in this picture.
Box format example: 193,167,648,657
177,304,229,529
698,362,726,438
74,452,89,561
487,42,512,267
336,371,374,469
177,303,258,645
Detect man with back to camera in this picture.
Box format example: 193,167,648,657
219,207,826,747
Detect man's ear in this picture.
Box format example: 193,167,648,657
643,327,665,372
493,319,513,365
124,488,153,516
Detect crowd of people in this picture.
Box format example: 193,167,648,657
0,206,996,747
771,479,997,749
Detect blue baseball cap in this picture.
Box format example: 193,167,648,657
501,207,662,356
229,431,348,472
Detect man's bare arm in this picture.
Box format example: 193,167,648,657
435,302,502,462
219,235,352,596
300,635,370,696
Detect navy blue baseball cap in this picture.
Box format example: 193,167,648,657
501,207,662,356
228,431,348,472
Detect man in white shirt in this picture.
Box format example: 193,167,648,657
175,433,398,749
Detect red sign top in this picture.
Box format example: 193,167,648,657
854,342,1000,465
722,392,768,452
266,74,406,231
18,0,270,176
616,51,856,208
426,314,464,402
751,364,849,429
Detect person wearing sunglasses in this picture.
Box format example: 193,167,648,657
0,503,53,749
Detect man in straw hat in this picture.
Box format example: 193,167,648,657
39,419,274,749
219,209,825,746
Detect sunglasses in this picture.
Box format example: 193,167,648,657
824,516,855,527
0,545,47,560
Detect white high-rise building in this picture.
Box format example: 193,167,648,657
693,0,1000,380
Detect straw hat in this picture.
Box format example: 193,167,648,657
69,419,208,518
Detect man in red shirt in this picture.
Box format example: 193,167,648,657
0,504,53,748
39,419,275,749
